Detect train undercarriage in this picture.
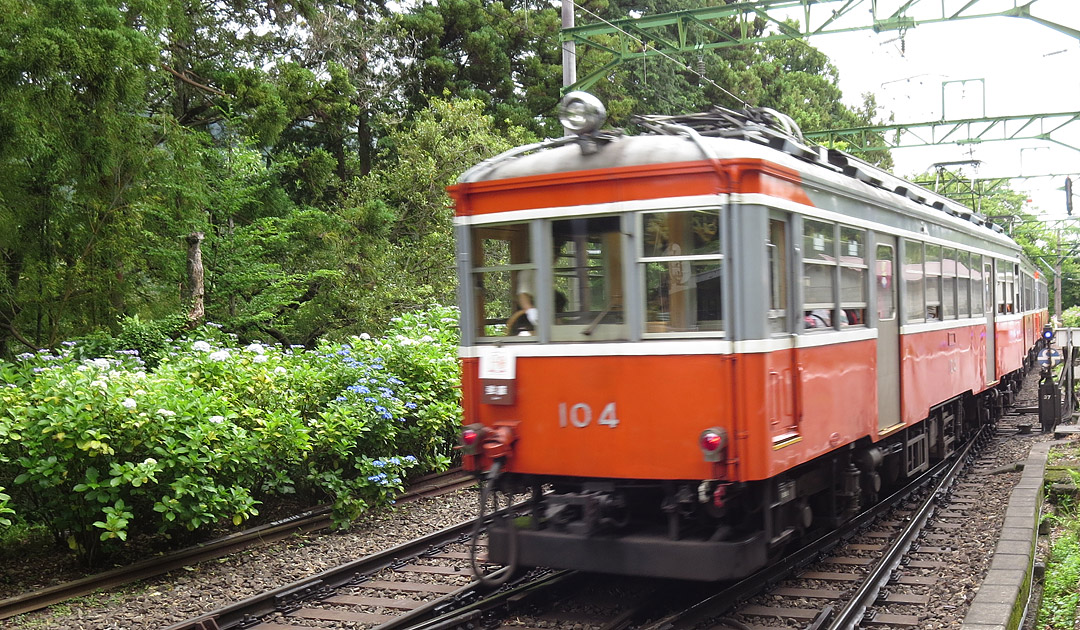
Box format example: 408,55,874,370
483,369,1027,582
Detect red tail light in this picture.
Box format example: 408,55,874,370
699,427,727,462
460,423,485,456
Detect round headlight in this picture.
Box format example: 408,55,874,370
558,91,607,135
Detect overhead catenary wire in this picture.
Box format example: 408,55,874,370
567,0,749,109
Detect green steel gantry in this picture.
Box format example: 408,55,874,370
803,111,1080,153
563,0,1078,93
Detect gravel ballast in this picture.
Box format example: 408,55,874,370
4,489,480,630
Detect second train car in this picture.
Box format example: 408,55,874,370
450,92,1048,581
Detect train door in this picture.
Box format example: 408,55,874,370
875,237,900,432
985,259,996,384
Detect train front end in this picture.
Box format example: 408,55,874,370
449,94,766,581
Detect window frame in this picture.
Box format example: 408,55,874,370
637,207,726,338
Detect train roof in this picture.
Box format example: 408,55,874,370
457,105,1020,254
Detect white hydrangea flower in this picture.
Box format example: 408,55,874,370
157,409,176,417
359,332,371,340
253,354,268,364
208,415,225,424
192,340,212,352
142,457,157,466
90,358,111,369
209,349,230,362
420,335,434,343
121,398,137,409
274,366,287,375
245,342,265,354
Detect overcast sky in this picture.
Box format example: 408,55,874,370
792,0,1080,217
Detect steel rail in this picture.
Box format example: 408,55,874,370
163,518,483,630
822,427,982,630
0,468,475,621
647,430,983,630
378,569,574,630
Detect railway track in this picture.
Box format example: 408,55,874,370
652,423,1030,630
0,468,476,621
163,420,1019,630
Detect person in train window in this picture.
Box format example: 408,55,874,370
506,269,537,335
507,270,569,335
804,309,848,329
805,309,831,328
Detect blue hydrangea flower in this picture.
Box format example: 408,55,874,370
405,402,418,410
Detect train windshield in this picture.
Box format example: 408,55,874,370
470,223,532,339
468,217,628,341
550,216,627,341
467,208,728,343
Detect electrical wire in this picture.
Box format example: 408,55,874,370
567,1,749,108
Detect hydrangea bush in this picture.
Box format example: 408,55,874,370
0,306,461,565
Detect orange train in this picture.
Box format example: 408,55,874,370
449,93,1048,581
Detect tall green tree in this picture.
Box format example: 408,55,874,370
0,0,165,355
340,96,535,332
397,0,564,138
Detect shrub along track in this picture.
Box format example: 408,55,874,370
0,468,474,622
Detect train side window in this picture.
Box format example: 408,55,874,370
942,248,957,320
957,251,971,318
904,242,925,323
925,244,942,321
971,255,985,315
875,244,895,321
839,226,866,327
640,209,723,335
803,219,837,330
997,262,1010,314
552,216,628,341
768,218,788,334
471,223,534,339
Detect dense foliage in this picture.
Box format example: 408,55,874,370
0,306,460,565
1039,463,1080,629
0,0,898,358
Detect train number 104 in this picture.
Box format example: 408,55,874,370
558,402,620,428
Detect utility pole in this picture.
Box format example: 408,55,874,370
1056,228,1064,320
562,0,575,89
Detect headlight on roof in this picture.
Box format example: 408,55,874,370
558,91,606,135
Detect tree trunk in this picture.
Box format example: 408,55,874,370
185,232,205,327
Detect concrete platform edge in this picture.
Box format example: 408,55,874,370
960,439,1056,630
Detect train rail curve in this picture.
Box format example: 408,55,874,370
0,468,475,622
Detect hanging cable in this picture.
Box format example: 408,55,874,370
469,460,519,587
569,1,749,108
